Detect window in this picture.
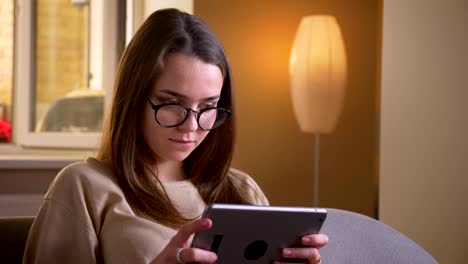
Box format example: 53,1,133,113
0,1,14,144
34,1,95,133
12,0,123,149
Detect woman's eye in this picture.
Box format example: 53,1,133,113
200,105,215,110
202,103,218,108
159,99,179,104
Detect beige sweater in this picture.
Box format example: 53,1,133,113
23,158,268,264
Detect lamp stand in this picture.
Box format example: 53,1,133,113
313,133,320,207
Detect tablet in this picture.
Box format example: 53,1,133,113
191,203,327,263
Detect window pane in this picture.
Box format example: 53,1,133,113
34,0,104,133
0,1,14,143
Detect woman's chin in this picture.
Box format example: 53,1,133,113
167,151,192,162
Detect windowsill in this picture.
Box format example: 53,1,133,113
0,156,81,169
0,144,95,169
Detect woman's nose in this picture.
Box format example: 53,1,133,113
177,111,199,132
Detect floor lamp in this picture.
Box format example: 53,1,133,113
289,15,347,207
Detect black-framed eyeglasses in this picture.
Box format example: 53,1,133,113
147,98,232,131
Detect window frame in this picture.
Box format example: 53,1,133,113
12,0,122,149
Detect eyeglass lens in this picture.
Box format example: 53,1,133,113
155,105,229,130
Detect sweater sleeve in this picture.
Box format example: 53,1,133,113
23,199,100,264
23,162,102,264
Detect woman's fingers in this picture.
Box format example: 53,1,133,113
301,233,329,248
176,247,217,263
272,234,327,264
170,218,212,247
281,247,321,263
151,218,215,264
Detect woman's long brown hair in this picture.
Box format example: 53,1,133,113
96,8,251,228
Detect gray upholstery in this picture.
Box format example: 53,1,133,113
0,216,34,264
0,210,439,263
320,208,438,263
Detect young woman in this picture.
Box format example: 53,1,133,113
23,8,328,264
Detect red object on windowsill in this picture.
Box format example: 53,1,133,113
0,119,11,142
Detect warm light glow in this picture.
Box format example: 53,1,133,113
289,15,347,133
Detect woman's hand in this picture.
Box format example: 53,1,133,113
151,218,217,264
274,233,329,264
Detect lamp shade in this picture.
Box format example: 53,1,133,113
289,16,347,134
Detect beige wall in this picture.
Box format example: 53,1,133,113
195,1,380,217
380,0,468,263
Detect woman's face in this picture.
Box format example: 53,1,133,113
142,53,224,163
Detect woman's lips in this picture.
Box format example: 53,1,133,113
170,138,195,145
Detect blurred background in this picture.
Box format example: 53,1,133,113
0,1,466,263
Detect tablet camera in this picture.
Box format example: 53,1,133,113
244,240,268,260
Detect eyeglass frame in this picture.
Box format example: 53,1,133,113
146,97,232,131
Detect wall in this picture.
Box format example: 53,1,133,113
0,158,77,216
195,0,380,217
380,0,468,263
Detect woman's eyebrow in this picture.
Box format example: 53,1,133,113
158,89,220,101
